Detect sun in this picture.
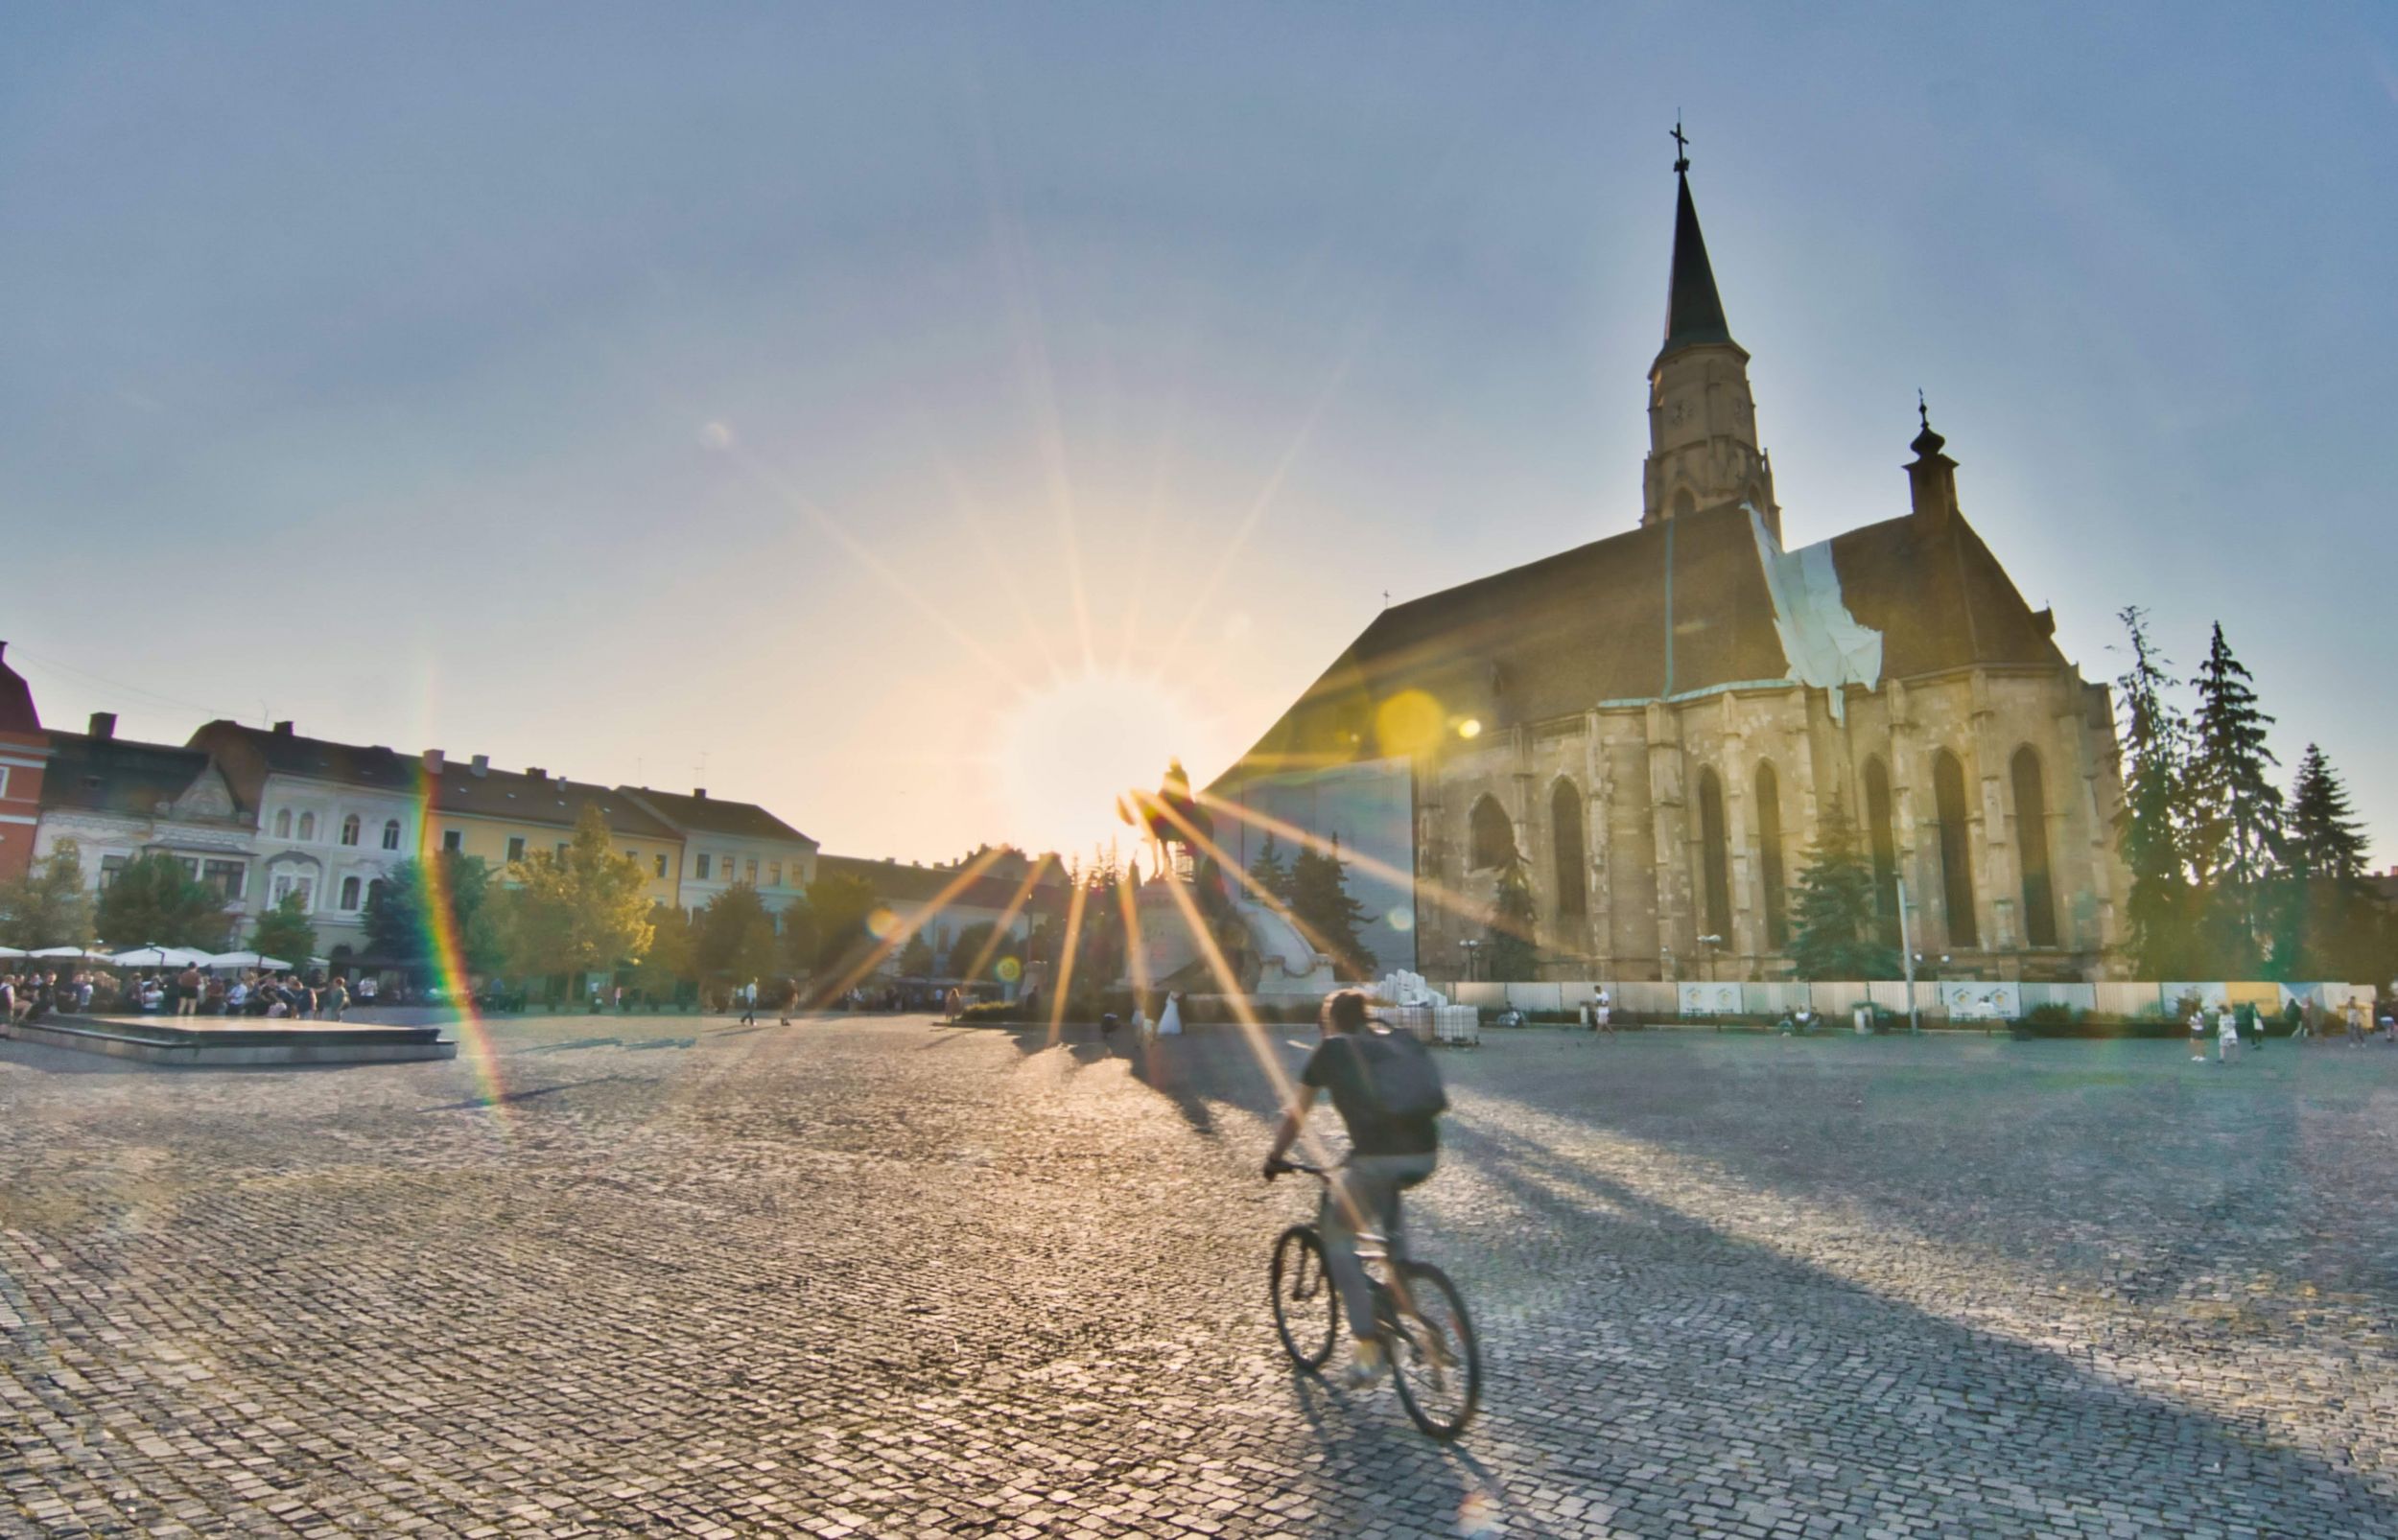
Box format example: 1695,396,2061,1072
996,669,1209,859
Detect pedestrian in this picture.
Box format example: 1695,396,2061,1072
176,963,202,1018
2346,998,2366,1045
740,979,758,1026
2217,1001,2240,1065
1590,985,1613,1038
324,976,349,1022
2190,1005,2209,1062
357,973,378,1005
2236,998,2263,1054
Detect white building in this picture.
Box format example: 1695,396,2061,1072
619,786,818,919
188,720,427,959
34,713,255,921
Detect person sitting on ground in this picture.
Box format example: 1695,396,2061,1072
1263,990,1449,1389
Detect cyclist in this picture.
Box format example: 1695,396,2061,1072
1264,989,1446,1388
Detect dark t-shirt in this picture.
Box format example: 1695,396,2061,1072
1302,1032,1440,1158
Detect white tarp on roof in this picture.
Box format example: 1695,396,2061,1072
1749,505,1883,722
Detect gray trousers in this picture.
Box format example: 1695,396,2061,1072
1320,1153,1438,1340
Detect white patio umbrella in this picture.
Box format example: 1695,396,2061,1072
29,945,109,962
0,946,26,959
203,950,293,971
109,945,217,968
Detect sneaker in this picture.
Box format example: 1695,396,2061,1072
1341,1340,1390,1389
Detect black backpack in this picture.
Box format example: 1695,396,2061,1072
1351,1024,1448,1121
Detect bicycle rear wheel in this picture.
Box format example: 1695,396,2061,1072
1388,1261,1480,1439
1270,1225,1339,1370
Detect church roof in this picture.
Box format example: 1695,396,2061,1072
0,643,40,737
1660,171,1734,359
1215,499,2067,786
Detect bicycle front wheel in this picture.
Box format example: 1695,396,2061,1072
1269,1225,1339,1370
1389,1260,1481,1439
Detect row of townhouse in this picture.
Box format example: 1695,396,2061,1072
4,648,816,966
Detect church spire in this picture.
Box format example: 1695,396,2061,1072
1660,123,1732,358
1640,126,1778,539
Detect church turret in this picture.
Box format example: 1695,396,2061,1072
1641,127,1780,541
1906,393,1959,530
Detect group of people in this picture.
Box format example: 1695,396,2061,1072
0,967,374,1030
1,970,94,1027
2189,993,2395,1062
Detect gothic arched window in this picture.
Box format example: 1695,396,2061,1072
274,808,292,840
1755,761,1787,950
1933,750,1979,948
1696,768,1731,943
1468,796,1516,873
1551,780,1586,919
1863,756,1900,947
2012,746,2058,947
297,811,316,842
1672,487,1697,520
382,819,401,851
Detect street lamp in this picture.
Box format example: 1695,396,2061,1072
1699,934,1724,985
1460,938,1483,983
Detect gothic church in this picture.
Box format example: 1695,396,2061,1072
1212,152,2131,984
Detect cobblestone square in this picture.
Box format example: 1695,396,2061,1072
5,1015,2397,1537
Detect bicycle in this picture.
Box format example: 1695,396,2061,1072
1267,1159,1482,1439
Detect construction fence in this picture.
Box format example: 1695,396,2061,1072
1436,979,2381,1025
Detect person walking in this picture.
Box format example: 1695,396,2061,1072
2190,1004,2210,1062
1589,986,1613,1038
740,979,758,1026
175,963,202,1018
2346,997,2366,1045
2237,998,2263,1054
324,977,349,1022
2217,1001,2241,1065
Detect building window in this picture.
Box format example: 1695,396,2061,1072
695,853,712,879
381,819,401,851
339,876,362,911
297,812,317,842
2012,747,2058,947
270,874,315,911
203,860,246,900
340,814,361,847
442,829,463,853
655,853,669,879
1468,796,1516,872
767,861,782,888
174,855,201,881
554,842,568,860
746,858,759,884
1863,756,1899,948
506,836,526,863
1550,780,1586,920
1755,761,1787,951
275,808,293,839
100,854,128,889
1696,767,1731,945
0,767,9,801
1933,749,1979,948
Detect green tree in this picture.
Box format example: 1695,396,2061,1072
896,931,935,976
1785,793,1902,981
2113,606,2199,977
250,891,317,967
1246,832,1296,904
363,854,506,975
2286,743,2367,881
630,901,695,1000
1292,839,1375,980
804,869,879,977
946,921,998,980
776,897,819,978
0,839,94,949
2190,621,2281,972
96,853,231,949
695,882,779,987
506,805,654,983
1481,852,1539,981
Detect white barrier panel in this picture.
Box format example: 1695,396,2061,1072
1679,983,1743,1015
1940,983,2021,1020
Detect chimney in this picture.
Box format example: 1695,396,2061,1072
89,712,117,740
470,754,489,778
1906,398,1959,531
527,767,546,782
271,720,295,736
422,749,444,776
694,787,708,799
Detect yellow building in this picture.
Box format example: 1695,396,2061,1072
420,751,683,907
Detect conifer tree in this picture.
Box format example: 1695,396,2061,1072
2285,743,2367,881
2189,621,2281,972
1290,839,1374,980
2113,607,2198,977
1785,793,1901,980
1483,852,1540,981
0,839,93,950
1246,832,1296,904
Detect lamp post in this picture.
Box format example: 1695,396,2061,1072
1460,938,1483,983
1699,934,1724,986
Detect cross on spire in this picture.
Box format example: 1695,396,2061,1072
1917,388,1929,430
1670,116,1690,174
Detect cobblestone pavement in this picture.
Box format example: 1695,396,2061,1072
5,1015,2398,1538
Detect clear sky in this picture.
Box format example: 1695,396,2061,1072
6,4,2393,866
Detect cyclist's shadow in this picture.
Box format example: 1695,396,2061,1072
1280,1357,1514,1535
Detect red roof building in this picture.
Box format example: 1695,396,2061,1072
0,643,53,881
